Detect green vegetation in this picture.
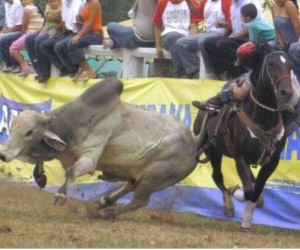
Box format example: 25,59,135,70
34,0,135,25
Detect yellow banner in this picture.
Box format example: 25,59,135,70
0,73,299,189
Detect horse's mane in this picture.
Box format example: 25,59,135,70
249,40,285,87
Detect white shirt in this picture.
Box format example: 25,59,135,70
161,1,191,36
4,0,23,28
204,0,226,33
62,0,84,33
230,0,263,34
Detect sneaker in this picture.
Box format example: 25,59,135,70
2,65,14,72
11,66,21,73
18,67,33,77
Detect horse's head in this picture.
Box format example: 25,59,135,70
260,50,294,105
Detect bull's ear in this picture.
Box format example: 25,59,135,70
42,130,67,151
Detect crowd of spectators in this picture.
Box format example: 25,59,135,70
0,0,299,84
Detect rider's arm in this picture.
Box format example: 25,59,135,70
230,83,250,101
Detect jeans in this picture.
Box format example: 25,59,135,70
25,32,52,76
0,31,22,67
175,31,221,76
202,35,248,78
162,32,186,77
107,22,155,49
216,35,248,79
39,32,74,75
288,42,300,82
59,32,103,72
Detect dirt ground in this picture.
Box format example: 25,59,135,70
0,179,299,248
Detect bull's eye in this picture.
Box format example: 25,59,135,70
25,130,33,137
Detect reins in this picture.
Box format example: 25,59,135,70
249,91,279,112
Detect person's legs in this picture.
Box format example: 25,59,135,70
0,31,23,68
162,32,186,78
289,42,300,82
68,33,103,80
54,36,76,74
201,36,224,75
25,32,38,73
216,36,248,79
10,33,34,76
175,34,200,78
107,22,155,49
39,33,68,74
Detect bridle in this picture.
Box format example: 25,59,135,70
250,51,291,113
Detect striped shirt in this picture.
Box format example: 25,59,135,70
24,5,43,32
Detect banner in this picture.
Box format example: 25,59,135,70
0,73,299,229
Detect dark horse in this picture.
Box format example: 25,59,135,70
193,42,294,229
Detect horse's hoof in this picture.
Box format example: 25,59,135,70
256,195,264,208
53,193,67,206
223,190,234,218
240,226,252,232
223,207,234,218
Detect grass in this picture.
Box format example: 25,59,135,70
0,180,298,248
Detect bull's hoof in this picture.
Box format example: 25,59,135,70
96,196,112,209
99,208,116,220
34,174,47,189
223,206,234,218
53,193,67,206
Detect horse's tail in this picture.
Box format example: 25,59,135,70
195,144,210,163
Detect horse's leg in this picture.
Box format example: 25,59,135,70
241,155,280,229
250,170,264,208
210,149,234,218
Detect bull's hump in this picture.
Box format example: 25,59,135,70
79,78,123,106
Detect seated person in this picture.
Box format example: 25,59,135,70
152,0,198,78
9,0,44,76
105,0,157,49
241,3,276,43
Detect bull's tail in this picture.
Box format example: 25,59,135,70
194,113,210,163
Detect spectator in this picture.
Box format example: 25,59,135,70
9,0,44,77
0,0,5,30
105,0,158,49
201,0,263,80
241,3,276,43
272,0,300,82
271,0,300,48
36,0,83,83
25,0,62,80
152,0,199,78
0,0,23,73
0,0,5,66
63,0,103,81
174,0,232,79
39,0,61,38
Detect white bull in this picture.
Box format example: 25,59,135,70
0,78,198,219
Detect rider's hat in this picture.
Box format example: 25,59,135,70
235,42,257,66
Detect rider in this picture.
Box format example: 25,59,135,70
192,41,300,136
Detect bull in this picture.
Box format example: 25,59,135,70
0,78,198,219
